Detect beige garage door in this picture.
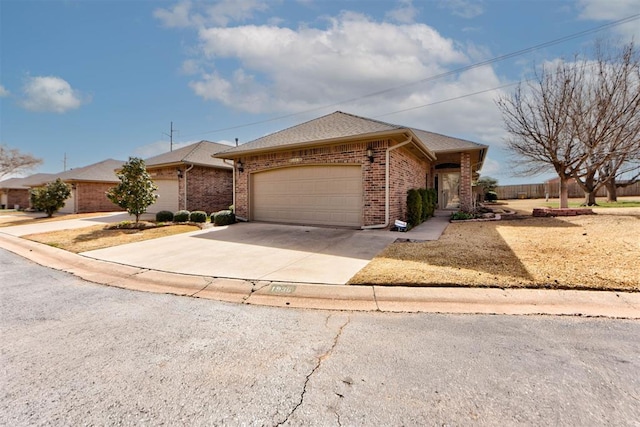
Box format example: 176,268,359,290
59,189,76,214
150,179,179,213
251,165,363,227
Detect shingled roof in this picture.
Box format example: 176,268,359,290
52,159,125,183
0,173,57,189
145,140,232,169
215,111,487,158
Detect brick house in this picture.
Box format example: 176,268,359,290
214,111,488,228
28,159,125,214
144,141,233,214
0,173,55,210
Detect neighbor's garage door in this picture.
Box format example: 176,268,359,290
59,189,76,213
251,165,363,227
150,179,179,213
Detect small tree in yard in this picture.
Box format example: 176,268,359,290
30,178,71,217
476,176,499,200
107,157,157,223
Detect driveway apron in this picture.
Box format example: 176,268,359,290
81,223,399,285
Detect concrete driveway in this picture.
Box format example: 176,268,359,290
81,222,398,285
0,212,134,237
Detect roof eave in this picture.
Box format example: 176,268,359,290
213,129,413,159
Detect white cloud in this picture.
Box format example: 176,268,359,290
190,12,470,112
21,76,86,113
576,0,640,40
385,0,419,24
154,0,269,28
438,0,484,19
158,2,509,152
0,85,9,97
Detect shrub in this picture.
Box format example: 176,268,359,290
189,210,208,223
213,210,236,226
29,178,71,217
425,188,437,217
406,189,423,227
485,191,498,202
155,210,174,222
451,211,475,220
173,210,190,222
419,188,429,222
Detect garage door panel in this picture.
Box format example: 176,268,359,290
150,180,179,213
251,166,363,227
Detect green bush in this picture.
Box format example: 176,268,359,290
155,210,174,222
29,178,71,218
451,211,475,220
419,189,429,222
485,191,498,202
213,210,236,226
189,210,208,223
425,188,437,217
173,210,190,222
406,189,423,227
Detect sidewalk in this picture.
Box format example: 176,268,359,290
1,232,638,319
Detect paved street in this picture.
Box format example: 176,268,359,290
1,248,639,426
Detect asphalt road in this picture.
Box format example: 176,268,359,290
1,248,639,426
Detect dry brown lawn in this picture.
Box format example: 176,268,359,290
24,224,200,253
349,198,640,291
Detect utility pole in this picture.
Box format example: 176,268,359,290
163,122,176,151
63,153,68,171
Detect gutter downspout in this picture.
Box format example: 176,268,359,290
361,136,413,230
183,163,194,210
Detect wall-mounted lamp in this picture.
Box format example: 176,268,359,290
366,147,374,163
177,169,183,178
237,160,244,173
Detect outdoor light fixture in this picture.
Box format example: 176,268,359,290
237,160,244,173
366,147,374,163
177,169,183,178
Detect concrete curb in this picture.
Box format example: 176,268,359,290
1,232,639,319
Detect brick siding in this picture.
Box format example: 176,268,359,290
389,147,429,223
75,182,122,213
4,189,30,209
184,166,233,214
234,139,431,227
459,152,472,212
149,165,232,214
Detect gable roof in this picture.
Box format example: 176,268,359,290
0,173,57,190
145,140,232,169
215,111,487,159
52,159,125,183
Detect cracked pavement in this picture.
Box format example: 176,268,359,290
2,249,640,426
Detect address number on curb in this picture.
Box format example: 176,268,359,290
270,284,296,294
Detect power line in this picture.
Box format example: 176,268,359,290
181,13,640,139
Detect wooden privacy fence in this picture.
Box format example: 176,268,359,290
495,181,640,199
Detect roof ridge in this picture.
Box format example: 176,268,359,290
335,110,404,130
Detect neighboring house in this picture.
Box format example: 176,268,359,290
0,173,56,210
30,159,125,214
144,140,233,214
215,111,488,228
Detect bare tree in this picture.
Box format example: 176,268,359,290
496,60,586,208
0,145,42,179
497,40,640,207
570,41,640,205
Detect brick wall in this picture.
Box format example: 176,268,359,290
234,139,430,227
76,182,122,213
389,147,429,223
5,189,30,209
185,166,233,214
459,152,472,212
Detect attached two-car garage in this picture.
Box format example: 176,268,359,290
250,165,363,227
